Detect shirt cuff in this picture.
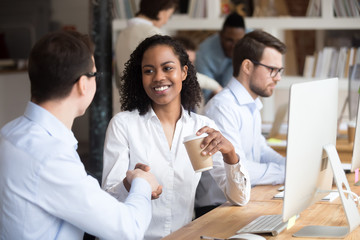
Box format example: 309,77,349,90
223,159,248,183
223,154,248,176
129,178,152,200
223,155,251,205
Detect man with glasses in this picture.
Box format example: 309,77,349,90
195,30,287,218
0,30,162,239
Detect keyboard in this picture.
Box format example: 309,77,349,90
236,214,287,236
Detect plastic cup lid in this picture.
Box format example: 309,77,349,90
183,133,208,143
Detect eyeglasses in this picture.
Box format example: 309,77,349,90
83,72,102,78
250,60,284,78
74,72,103,83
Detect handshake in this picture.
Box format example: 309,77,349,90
124,163,163,199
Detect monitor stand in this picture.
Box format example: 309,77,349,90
293,144,360,238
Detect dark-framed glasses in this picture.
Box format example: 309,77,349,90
83,72,103,79
250,60,284,78
74,72,103,83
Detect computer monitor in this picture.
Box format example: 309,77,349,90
337,64,360,134
351,97,360,176
348,64,360,122
282,78,360,238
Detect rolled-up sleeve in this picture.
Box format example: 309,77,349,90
210,153,251,206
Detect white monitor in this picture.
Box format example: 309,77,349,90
282,78,360,237
348,64,360,122
351,97,360,175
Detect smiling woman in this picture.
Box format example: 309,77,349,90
141,44,188,110
101,34,251,240
120,34,201,115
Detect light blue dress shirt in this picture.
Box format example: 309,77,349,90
0,102,152,240
195,33,233,88
196,78,285,207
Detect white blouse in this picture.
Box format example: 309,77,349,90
102,107,250,240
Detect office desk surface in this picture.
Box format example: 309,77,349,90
162,173,360,240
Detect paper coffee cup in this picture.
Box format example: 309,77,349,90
183,133,213,173
348,122,356,143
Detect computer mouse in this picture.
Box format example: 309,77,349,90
228,233,266,240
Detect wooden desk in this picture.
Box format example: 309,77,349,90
270,137,354,163
162,173,360,240
336,138,355,163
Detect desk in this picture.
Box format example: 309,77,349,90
270,137,354,163
162,173,360,240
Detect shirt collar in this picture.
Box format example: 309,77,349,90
181,107,192,123
24,102,78,149
143,105,191,123
144,107,157,122
227,77,263,111
127,17,153,27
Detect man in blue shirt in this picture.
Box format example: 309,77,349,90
0,30,162,240
195,30,287,218
195,12,246,101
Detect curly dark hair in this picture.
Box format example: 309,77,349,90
120,34,202,115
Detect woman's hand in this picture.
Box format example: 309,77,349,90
196,126,238,165
123,163,163,199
